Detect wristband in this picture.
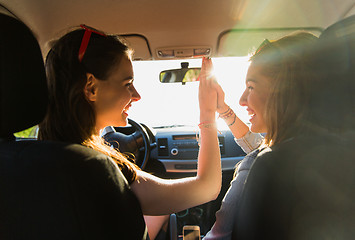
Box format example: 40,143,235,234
228,114,237,126
198,122,217,129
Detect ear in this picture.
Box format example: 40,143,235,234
84,73,98,102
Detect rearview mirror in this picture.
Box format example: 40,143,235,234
159,68,201,83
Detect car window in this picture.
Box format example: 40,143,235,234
130,56,251,129
14,125,38,138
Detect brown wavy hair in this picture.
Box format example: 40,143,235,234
250,32,318,146
38,27,138,182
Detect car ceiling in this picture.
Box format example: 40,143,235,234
1,0,355,60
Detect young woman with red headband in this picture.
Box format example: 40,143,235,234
39,26,221,239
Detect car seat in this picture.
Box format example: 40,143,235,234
0,12,147,240
310,14,355,133
232,14,355,240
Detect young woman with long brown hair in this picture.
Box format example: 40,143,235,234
203,31,319,239
39,25,222,239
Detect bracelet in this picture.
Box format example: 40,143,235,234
221,110,234,119
218,106,230,115
219,107,234,119
196,122,220,145
227,114,237,127
198,122,217,129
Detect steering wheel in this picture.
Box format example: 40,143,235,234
102,118,151,170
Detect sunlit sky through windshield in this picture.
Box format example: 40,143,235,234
130,57,251,129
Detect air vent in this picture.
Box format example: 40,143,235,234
157,138,169,156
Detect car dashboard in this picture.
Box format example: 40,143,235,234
141,125,245,236
151,126,245,173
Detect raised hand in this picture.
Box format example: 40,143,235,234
198,57,218,122
215,82,229,114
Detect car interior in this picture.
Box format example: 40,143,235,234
0,0,354,239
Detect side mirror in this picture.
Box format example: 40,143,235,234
159,68,201,83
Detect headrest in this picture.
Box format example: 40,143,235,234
318,14,355,72
311,14,355,132
320,14,355,41
0,13,47,138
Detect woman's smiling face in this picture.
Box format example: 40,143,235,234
91,55,141,131
239,62,271,133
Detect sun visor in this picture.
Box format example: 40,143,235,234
217,28,323,57
120,34,152,60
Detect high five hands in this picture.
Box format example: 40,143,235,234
198,57,219,119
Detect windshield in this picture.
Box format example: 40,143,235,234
130,57,251,129
14,57,251,138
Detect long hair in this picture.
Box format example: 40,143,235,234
38,28,138,182
250,32,318,146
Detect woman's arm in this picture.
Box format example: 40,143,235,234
131,57,221,215
215,83,249,139
215,83,263,153
234,131,264,154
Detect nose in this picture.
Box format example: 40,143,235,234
239,88,248,107
131,85,141,102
